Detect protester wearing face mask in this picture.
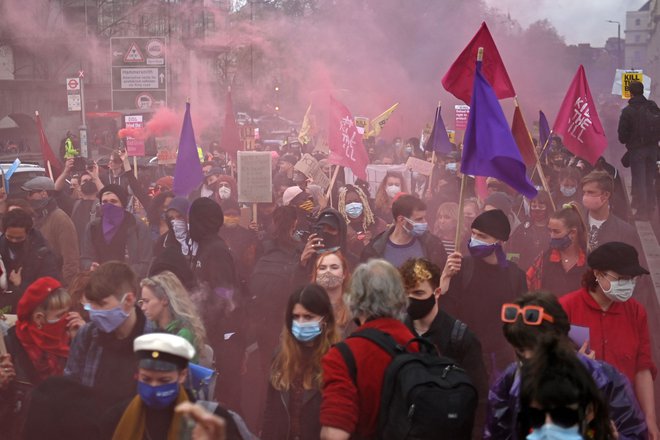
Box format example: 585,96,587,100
399,258,488,440
486,291,647,440
361,194,447,270
70,172,102,247
580,171,640,253
560,242,659,438
22,176,80,286
374,171,407,222
507,191,553,270
65,262,153,409
526,203,589,297
0,209,60,314
0,277,84,439
441,209,527,377
311,251,356,338
104,333,245,440
219,199,261,294
262,284,339,440
337,185,386,265
553,167,582,208
212,174,238,208
80,184,153,279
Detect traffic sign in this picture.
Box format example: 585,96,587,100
68,94,81,112
67,77,80,91
111,37,167,111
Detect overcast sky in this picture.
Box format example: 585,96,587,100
483,0,649,46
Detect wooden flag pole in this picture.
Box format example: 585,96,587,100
454,47,483,251
529,131,553,182
252,203,258,224
513,97,556,213
326,165,341,201
133,156,138,179
46,161,54,181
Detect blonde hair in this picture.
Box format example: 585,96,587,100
33,288,72,315
433,202,459,237
140,271,207,352
338,185,375,231
311,251,351,328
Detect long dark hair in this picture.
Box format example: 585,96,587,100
518,335,614,440
270,284,339,391
550,202,587,251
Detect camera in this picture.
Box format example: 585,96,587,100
72,156,87,174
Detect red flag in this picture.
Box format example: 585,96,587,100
34,112,62,178
220,88,242,156
442,22,516,104
328,96,369,180
511,105,537,168
552,65,607,165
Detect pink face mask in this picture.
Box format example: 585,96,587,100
582,194,605,211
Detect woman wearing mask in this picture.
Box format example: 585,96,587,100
311,251,356,338
261,284,339,440
518,336,615,440
139,271,207,363
337,185,387,264
432,202,462,255
554,167,582,207
213,174,238,208
508,191,553,271
146,190,175,242
374,172,407,222
0,277,85,438
526,203,588,297
560,242,659,439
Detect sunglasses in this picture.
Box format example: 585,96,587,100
520,406,581,429
501,304,554,325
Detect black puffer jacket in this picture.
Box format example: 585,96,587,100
618,94,660,149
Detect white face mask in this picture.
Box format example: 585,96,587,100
598,274,636,302
385,184,401,199
218,186,232,200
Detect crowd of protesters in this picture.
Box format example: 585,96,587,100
0,85,656,440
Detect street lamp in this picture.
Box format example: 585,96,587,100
606,19,622,68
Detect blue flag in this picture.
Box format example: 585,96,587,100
538,110,551,158
173,103,203,197
461,64,537,199
424,106,453,154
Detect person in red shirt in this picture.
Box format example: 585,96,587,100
320,259,415,440
560,241,658,439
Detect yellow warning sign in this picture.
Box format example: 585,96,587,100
622,71,643,99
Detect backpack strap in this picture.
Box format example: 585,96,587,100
449,318,468,352
335,342,358,384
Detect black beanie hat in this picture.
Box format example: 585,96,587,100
471,209,511,241
99,184,129,208
189,197,224,241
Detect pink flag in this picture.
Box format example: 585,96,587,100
328,96,369,180
552,65,607,165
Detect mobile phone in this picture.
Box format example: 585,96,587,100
569,325,590,350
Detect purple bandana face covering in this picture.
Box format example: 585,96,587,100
101,203,126,243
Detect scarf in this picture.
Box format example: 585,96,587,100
15,319,70,382
112,385,190,440
101,203,126,244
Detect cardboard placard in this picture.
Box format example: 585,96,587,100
156,136,177,165
405,156,434,176
237,151,272,203
294,153,330,191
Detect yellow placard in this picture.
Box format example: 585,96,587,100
622,71,643,99
447,130,456,144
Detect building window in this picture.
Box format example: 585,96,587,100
636,35,641,42
636,18,641,26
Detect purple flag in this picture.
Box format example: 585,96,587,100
173,103,203,197
539,110,551,159
461,63,537,199
424,106,454,154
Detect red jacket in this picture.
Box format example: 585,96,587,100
560,287,657,383
320,317,417,439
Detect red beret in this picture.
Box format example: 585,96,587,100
17,277,62,321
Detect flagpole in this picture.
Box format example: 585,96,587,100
46,161,54,180
513,97,556,212
326,165,340,201
427,101,441,199
529,131,553,181
455,47,483,250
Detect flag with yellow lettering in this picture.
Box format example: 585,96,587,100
298,104,315,144
368,103,399,137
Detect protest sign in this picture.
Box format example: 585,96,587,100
622,70,644,99
455,105,470,130
124,115,145,156
405,156,434,176
447,130,456,144
612,69,651,99
237,151,272,203
156,137,177,165
344,164,411,198
295,153,330,190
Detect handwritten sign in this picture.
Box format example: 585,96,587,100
156,137,177,165
405,156,434,176
294,153,330,191
237,151,272,203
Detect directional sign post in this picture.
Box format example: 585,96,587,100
110,37,167,111
66,77,81,112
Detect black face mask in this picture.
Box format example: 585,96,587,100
7,240,25,254
407,294,436,321
80,180,97,196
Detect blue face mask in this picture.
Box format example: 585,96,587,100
404,218,428,237
137,381,180,409
560,186,577,197
468,237,508,267
526,423,582,440
291,320,323,342
345,202,364,219
84,294,130,333
549,235,572,251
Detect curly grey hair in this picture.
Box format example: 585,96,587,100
345,259,408,322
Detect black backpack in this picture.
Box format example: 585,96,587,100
638,101,660,145
335,328,478,440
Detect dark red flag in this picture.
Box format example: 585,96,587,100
220,88,242,156
35,111,62,178
442,22,516,104
511,105,538,168
328,96,369,180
